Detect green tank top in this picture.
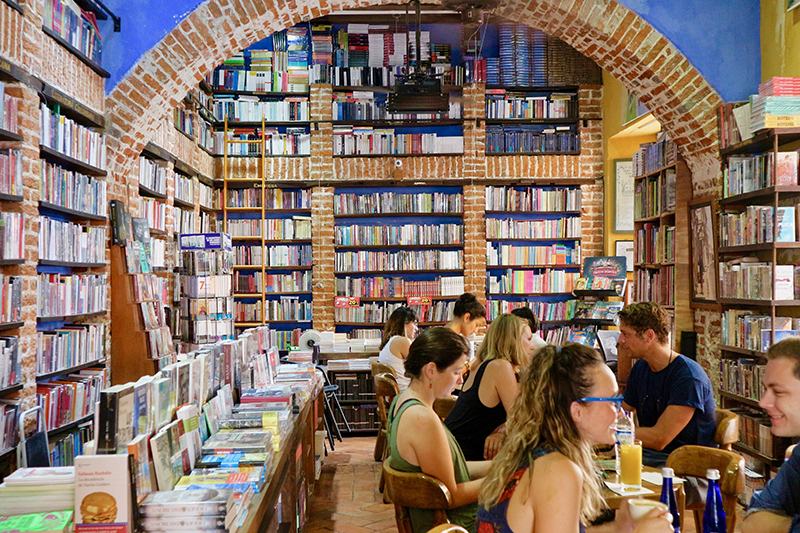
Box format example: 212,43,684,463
387,396,477,533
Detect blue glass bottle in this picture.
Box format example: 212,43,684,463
659,467,681,533
702,468,727,533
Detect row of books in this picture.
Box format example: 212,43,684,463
486,217,581,240
174,106,210,143
50,424,92,466
39,105,106,170
212,129,311,156
732,406,786,459
750,95,800,133
179,246,233,277
212,96,310,123
139,156,169,196
0,84,19,134
721,310,800,352
36,370,105,432
0,212,23,261
232,244,312,267
724,152,796,198
43,0,102,64
333,301,447,324
0,148,22,197
210,67,311,92
573,300,624,321
38,216,106,264
632,137,679,178
634,267,669,305
332,93,461,121
225,217,312,240
334,191,462,215
719,206,778,247
335,249,463,271
233,270,312,294
635,223,675,264
36,273,107,318
221,188,309,213
335,275,465,298
634,169,676,219
486,243,581,267
140,198,168,233
0,275,22,324
199,211,215,234
0,336,20,389
234,299,312,322
180,276,233,299
720,358,767,401
332,129,465,156
180,317,235,346
141,301,168,330
180,296,234,322
485,126,579,154
718,260,794,300
488,269,579,295
199,181,215,210
174,207,195,235
484,186,581,212
485,91,577,119
174,175,196,213
0,397,19,454
485,298,577,323
335,223,463,246
40,161,107,217
225,188,265,208
35,323,105,376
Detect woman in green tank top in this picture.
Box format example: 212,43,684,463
387,327,492,533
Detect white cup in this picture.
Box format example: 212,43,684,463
627,499,668,522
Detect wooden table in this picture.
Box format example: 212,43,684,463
602,466,686,529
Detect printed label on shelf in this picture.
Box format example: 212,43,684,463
334,296,360,308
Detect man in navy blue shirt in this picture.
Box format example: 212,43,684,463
619,302,717,466
743,337,800,533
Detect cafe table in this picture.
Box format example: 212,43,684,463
601,465,686,530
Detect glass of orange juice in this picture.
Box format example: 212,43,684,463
619,439,642,490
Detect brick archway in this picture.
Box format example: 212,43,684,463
105,0,722,191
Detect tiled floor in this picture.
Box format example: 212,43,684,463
305,437,745,533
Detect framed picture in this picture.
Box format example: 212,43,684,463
689,199,718,303
613,159,634,233
615,240,634,272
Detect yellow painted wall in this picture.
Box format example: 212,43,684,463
601,71,657,257
762,3,800,80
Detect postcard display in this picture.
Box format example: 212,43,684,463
179,233,235,351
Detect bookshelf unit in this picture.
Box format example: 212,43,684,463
333,186,465,337
715,127,800,473
327,368,380,435
484,184,582,341
631,138,692,351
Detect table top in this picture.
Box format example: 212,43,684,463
602,466,683,510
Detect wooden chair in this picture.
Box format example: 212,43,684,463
374,372,399,462
371,360,397,378
715,408,740,451
433,396,457,421
665,445,745,533
383,458,453,533
426,525,468,533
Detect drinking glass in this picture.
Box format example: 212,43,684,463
619,439,642,490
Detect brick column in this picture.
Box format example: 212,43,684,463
311,186,334,330
462,82,486,179
463,184,486,299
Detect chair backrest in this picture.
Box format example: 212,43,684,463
375,372,400,431
383,458,452,533
426,525,469,533
665,445,745,533
372,360,397,378
715,408,740,451
433,396,457,421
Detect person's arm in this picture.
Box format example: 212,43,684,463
587,503,673,533
390,336,412,360
633,404,695,451
465,460,493,479
400,404,483,508
481,360,519,459
741,511,793,533
483,423,506,460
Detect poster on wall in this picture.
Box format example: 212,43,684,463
613,159,634,233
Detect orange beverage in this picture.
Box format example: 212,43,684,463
619,440,642,489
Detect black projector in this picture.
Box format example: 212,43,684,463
388,77,449,113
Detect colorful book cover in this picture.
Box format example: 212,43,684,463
776,206,796,242
775,151,798,186
74,454,132,533
139,489,235,517
0,510,73,533
582,256,626,279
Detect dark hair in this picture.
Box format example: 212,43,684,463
511,306,539,333
767,337,800,379
404,327,469,378
380,306,418,350
453,292,486,320
618,302,670,345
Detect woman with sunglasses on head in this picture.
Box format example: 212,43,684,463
475,343,672,533
388,327,493,533
445,313,535,461
379,306,419,391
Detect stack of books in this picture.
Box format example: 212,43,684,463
0,467,75,516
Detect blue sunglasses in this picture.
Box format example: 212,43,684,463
579,396,624,405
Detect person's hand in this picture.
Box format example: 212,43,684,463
483,433,504,459
631,508,673,533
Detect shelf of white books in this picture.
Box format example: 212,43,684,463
36,357,106,381
214,120,311,128
331,119,464,127
39,145,106,177
720,185,800,205
38,260,106,268
37,310,107,322
39,201,107,221
47,412,93,438
335,152,464,159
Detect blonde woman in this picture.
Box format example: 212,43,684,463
476,343,672,533
445,314,534,460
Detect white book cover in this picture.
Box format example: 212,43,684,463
74,454,131,533
775,264,795,300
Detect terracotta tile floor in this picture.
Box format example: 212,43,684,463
306,437,745,532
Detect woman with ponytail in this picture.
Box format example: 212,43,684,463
476,343,673,533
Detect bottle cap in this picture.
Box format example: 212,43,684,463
662,467,674,478
707,468,720,480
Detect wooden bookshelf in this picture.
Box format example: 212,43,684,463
38,201,107,221
0,127,22,142
41,27,110,78
39,145,106,177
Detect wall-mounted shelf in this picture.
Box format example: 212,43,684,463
39,145,107,176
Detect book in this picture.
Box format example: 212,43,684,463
109,200,129,245
776,206,796,242
139,489,235,517
96,383,135,454
3,467,75,486
775,152,799,186
127,434,152,505
0,511,73,533
149,429,175,491
775,264,795,300
74,454,132,533
195,453,271,468
201,431,274,455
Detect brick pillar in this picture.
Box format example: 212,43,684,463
579,180,604,259
309,84,333,181
312,186,334,331
463,184,486,299
462,82,486,179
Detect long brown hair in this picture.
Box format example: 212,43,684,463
475,313,528,367
380,306,417,350
478,343,606,523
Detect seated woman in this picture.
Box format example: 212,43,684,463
445,293,487,361
476,343,673,533
378,306,418,390
388,327,492,533
445,313,534,461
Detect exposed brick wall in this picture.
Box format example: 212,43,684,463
311,186,335,330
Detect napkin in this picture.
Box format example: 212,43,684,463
604,482,654,497
641,472,686,486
